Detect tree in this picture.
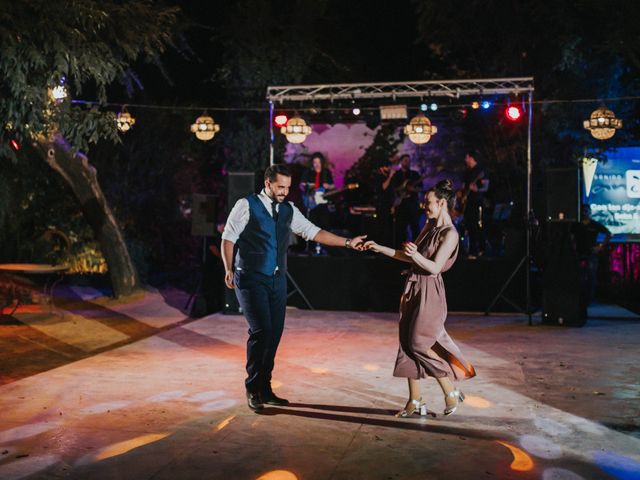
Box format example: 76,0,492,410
0,0,179,297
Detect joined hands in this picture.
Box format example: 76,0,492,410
349,235,367,251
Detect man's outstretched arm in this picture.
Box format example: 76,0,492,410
314,230,366,250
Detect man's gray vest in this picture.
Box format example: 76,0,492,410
235,194,293,275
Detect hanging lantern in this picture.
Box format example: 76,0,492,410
281,116,312,144
116,110,136,132
190,115,220,141
48,85,68,103
581,157,598,197
583,107,622,140
404,114,437,144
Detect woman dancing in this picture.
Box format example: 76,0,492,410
365,179,476,417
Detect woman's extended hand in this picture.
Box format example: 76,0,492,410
403,241,419,258
364,240,382,253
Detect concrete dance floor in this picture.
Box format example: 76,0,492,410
0,288,638,479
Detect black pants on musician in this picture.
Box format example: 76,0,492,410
394,201,420,247
463,201,485,256
234,269,287,394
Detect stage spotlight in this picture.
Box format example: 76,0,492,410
352,107,361,116
481,101,491,110
420,103,428,112
274,114,288,127
471,101,480,110
429,103,438,111
505,106,522,121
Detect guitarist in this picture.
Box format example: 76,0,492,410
461,149,489,258
300,153,335,253
383,154,421,246
300,153,335,212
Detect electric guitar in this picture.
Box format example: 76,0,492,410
392,173,428,211
303,183,359,210
453,172,489,220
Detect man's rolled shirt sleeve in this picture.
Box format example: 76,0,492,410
221,198,250,243
290,202,321,241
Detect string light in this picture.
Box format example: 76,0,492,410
281,116,312,143
190,114,220,141
583,107,622,140
116,108,136,132
404,114,438,144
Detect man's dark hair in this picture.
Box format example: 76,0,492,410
465,148,478,160
399,154,410,162
264,164,291,182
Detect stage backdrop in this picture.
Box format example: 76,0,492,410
587,147,640,237
283,122,463,191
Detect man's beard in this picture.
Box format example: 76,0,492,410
267,186,286,203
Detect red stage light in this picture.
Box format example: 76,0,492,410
505,106,522,121
10,139,20,151
274,114,288,127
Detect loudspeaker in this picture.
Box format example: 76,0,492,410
227,172,256,212
541,222,586,326
546,168,580,222
191,194,217,236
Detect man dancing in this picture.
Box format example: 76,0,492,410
221,164,366,411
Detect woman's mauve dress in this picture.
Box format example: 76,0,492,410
393,224,477,380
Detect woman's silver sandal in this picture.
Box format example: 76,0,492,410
395,398,427,418
443,389,465,416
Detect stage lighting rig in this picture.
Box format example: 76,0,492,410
274,114,288,128
505,105,522,121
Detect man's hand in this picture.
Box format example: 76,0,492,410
224,270,235,289
350,235,367,251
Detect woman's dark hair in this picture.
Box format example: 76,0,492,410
428,179,455,210
264,164,291,182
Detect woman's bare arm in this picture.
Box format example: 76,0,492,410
405,229,458,274
364,241,413,263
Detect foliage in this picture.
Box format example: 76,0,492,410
0,143,99,264
210,0,341,171
347,124,403,182
89,107,224,275
413,0,640,163
0,0,179,160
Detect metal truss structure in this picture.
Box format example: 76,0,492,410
266,77,535,322
266,77,534,103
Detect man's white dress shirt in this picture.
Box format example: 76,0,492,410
222,189,321,244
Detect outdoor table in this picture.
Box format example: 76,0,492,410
0,264,69,316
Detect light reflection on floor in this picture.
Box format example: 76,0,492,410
461,395,491,409
256,470,298,480
309,367,329,374
215,415,235,431
92,432,171,461
496,441,535,472
0,309,638,479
